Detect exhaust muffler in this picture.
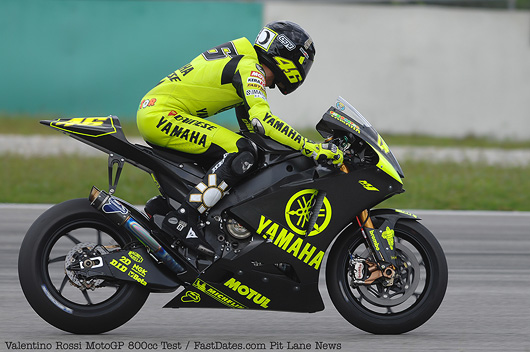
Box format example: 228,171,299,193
89,186,185,274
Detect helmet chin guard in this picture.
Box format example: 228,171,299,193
254,21,316,95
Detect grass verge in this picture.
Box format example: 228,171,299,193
1,155,528,211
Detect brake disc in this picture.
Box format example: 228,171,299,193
355,243,421,307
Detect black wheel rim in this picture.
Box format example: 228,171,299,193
40,219,133,311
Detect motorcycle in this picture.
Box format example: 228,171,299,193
18,96,448,335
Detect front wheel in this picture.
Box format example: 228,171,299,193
18,199,150,334
326,219,448,334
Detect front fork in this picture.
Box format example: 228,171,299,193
354,210,398,286
339,164,398,285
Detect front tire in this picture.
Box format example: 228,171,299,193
326,219,448,334
18,199,150,334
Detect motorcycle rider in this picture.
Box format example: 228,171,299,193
137,21,343,256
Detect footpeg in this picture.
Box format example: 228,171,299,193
197,244,215,257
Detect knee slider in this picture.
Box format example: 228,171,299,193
231,151,256,176
231,138,257,176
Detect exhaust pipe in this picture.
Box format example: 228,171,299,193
89,187,185,274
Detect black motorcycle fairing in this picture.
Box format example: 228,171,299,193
165,242,325,312
40,115,404,311
163,163,403,312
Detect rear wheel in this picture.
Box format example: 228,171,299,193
326,219,448,334
18,199,150,334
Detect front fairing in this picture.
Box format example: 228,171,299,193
316,97,404,183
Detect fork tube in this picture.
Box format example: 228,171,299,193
359,209,374,229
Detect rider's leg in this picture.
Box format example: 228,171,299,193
171,139,256,255
137,109,256,255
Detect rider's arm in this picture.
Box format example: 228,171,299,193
236,61,306,151
234,57,343,165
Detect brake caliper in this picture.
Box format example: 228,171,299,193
349,254,399,287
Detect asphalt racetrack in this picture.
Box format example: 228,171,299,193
1,205,529,352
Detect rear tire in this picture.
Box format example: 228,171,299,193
326,219,448,334
18,199,150,334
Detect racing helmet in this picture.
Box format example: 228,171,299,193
254,21,316,95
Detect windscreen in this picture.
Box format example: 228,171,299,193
335,96,372,128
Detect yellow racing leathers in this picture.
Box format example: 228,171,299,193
137,37,306,157
137,37,308,214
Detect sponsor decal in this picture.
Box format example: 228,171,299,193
247,77,265,86
300,47,309,60
163,64,193,81
395,209,418,218
255,63,265,75
299,55,305,65
195,108,209,118
285,189,332,236
255,27,277,52
369,230,381,251
330,111,360,134
193,278,247,309
245,89,267,100
336,102,345,111
224,278,270,308
156,116,210,148
167,71,181,82
50,117,117,137
261,113,303,145
359,180,379,191
102,197,128,215
278,34,296,51
247,83,266,91
178,63,194,76
304,37,313,50
256,216,325,270
181,291,201,303
186,228,198,239
354,262,364,280
127,264,147,286
250,70,265,81
377,134,390,154
110,255,148,286
128,251,144,263
170,115,216,131
139,98,156,110
381,226,395,250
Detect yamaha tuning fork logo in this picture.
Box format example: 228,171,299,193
285,189,332,237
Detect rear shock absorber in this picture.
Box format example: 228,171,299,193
89,186,185,274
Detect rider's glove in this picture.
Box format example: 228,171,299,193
301,141,344,166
